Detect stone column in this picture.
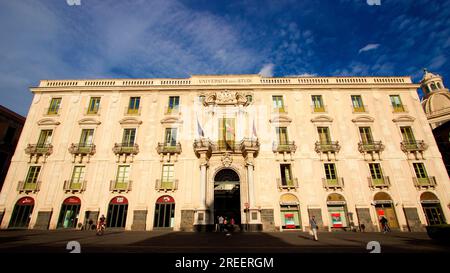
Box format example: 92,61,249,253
245,151,262,231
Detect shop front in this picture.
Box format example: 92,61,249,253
279,194,301,230
373,192,399,230
57,196,81,229
107,196,128,228
326,193,349,230
153,195,175,229
420,192,446,225
9,197,34,229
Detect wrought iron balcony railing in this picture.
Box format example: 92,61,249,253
413,176,437,189
368,176,391,189
17,181,41,193
110,180,132,192
272,141,297,153
400,140,428,153
315,141,341,153
322,177,344,190
358,141,385,153
276,178,299,190
113,143,139,155
69,143,96,155
25,144,53,157
63,179,87,192
157,142,182,154
155,179,178,192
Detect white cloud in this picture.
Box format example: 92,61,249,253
258,63,275,77
290,73,317,77
358,43,380,54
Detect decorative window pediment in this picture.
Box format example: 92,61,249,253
351,115,375,123
160,116,183,124
269,115,292,124
78,118,101,126
310,115,333,123
203,90,249,106
37,118,60,126
392,115,415,123
119,117,142,125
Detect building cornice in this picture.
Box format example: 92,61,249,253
30,75,419,93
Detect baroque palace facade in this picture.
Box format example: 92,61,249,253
0,74,449,232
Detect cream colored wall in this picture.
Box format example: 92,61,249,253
0,77,449,231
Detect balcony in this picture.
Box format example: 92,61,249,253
392,104,407,113
157,142,182,154
155,179,178,192
277,178,298,191
272,141,297,153
124,107,141,116
110,180,132,192
315,141,341,160
113,143,139,162
193,138,213,158
368,176,391,189
69,143,96,157
63,180,87,193
312,105,327,113
322,177,344,190
400,140,428,159
358,141,385,160
25,144,53,163
352,105,367,113
413,176,437,189
17,181,41,193
194,138,260,157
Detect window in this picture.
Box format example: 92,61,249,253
218,118,235,149
413,163,428,178
359,127,374,144
122,128,136,146
324,163,337,180
312,95,325,112
246,95,253,104
390,95,404,112
276,127,288,144
48,98,61,115
167,96,180,113
369,163,383,179
25,166,41,184
400,126,415,143
116,165,130,183
79,129,94,146
87,97,101,114
127,97,140,114
280,164,293,186
71,166,85,184
198,95,205,104
272,96,285,112
317,127,331,144
37,130,53,147
164,128,177,146
351,95,365,112
161,164,175,188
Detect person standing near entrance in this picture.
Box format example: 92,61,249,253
380,216,390,233
218,215,224,232
309,216,319,241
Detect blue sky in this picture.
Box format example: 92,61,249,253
0,0,449,116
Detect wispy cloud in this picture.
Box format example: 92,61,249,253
258,63,275,77
358,43,380,54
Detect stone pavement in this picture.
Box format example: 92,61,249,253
0,229,449,253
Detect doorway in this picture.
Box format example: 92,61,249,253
214,169,241,226
57,197,81,228
420,192,446,225
107,196,128,228
153,195,175,228
374,192,399,230
8,197,34,229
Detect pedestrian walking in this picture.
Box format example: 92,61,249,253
309,216,319,241
380,216,390,233
360,222,366,232
218,215,224,232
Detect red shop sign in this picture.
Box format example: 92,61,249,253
156,195,175,203
377,209,385,216
17,197,34,206
111,196,128,205
63,196,81,205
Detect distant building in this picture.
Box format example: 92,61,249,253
0,105,25,190
0,74,449,232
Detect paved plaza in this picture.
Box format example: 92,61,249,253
0,229,449,253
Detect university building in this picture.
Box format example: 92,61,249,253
0,73,449,232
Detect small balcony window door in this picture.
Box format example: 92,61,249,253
317,127,331,144
161,164,174,188
272,96,285,112
219,118,235,149
71,166,85,184
37,130,53,147
164,128,177,147
400,126,416,143
280,164,293,186
369,163,383,180
25,166,41,184
359,127,374,144
48,98,61,115
122,128,136,146
116,165,130,183
413,163,428,179
79,129,94,146
324,163,337,182
87,97,101,114
276,127,288,144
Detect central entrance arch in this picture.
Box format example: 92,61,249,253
214,168,241,227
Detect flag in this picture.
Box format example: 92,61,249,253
197,117,204,137
252,119,258,138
